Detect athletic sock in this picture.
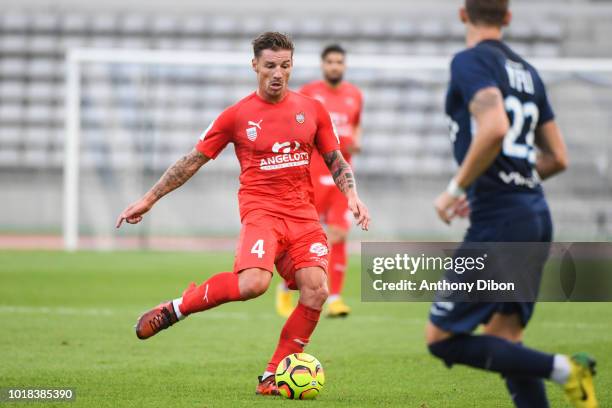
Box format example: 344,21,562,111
178,272,242,316
266,302,321,373
172,298,185,320
550,354,571,384
503,341,550,407
505,376,549,407
329,241,347,296
428,334,554,378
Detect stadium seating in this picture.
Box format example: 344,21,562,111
0,11,567,172
1,9,610,239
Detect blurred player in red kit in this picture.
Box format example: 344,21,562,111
116,32,369,396
276,44,364,318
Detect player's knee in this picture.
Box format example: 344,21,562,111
483,326,523,343
295,267,329,308
425,321,452,346
311,284,329,307
483,314,524,343
241,278,269,299
238,268,271,300
300,283,328,308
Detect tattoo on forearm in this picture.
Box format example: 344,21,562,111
469,88,503,117
150,149,208,200
322,150,356,194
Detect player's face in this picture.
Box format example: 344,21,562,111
252,49,293,101
322,52,346,86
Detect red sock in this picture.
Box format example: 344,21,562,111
329,241,347,296
179,272,241,316
266,302,321,372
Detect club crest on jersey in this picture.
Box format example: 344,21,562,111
295,112,305,124
246,119,262,141
246,127,258,141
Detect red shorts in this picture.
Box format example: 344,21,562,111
312,174,352,231
233,210,329,289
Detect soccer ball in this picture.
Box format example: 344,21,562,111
275,353,325,400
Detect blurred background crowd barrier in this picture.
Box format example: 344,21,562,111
0,0,611,250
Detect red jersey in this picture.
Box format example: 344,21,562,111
195,90,340,222
299,80,363,176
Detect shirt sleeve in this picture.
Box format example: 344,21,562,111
195,106,235,159
314,99,340,155
451,51,498,105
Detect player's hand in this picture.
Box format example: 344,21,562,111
434,192,470,224
348,194,370,231
453,195,470,219
116,198,154,228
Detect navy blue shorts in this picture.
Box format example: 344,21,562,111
429,204,553,334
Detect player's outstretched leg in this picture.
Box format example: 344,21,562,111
275,282,294,318
257,266,328,396
134,300,180,340
135,269,270,340
426,321,598,408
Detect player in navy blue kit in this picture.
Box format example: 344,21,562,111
425,1,598,407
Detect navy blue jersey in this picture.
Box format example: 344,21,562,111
445,39,555,217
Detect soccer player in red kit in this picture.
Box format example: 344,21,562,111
276,44,363,318
116,32,370,396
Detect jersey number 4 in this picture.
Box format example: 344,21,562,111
251,239,265,259
503,95,539,164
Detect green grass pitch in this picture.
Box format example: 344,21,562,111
1,250,610,407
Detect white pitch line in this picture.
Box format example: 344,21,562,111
0,305,115,316
0,305,608,330
0,305,414,323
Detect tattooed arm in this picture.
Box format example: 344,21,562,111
434,87,509,224
116,149,209,228
322,150,356,195
149,149,210,201
322,150,370,230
